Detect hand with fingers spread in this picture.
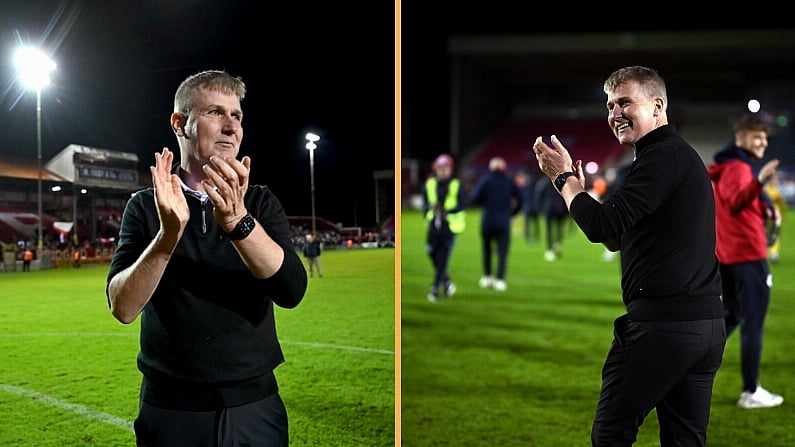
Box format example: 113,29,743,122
151,147,189,241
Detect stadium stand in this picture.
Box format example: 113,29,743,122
465,118,625,175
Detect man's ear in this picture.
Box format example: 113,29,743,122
171,112,186,136
653,98,663,116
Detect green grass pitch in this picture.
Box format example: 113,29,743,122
400,207,795,447
0,247,395,446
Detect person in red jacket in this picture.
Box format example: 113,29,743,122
707,113,782,409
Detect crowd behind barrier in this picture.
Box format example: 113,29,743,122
0,239,117,272
1,224,395,273
289,225,395,253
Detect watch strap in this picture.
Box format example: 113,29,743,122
223,214,256,240
554,172,576,192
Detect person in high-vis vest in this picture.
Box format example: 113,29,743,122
422,153,466,302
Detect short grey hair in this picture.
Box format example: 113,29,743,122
174,70,246,114
604,66,667,111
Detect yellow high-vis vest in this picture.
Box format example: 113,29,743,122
425,177,465,234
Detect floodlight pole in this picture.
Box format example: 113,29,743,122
309,146,316,236
305,132,320,236
36,88,43,251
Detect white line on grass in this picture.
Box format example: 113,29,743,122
0,333,395,355
0,383,134,433
281,340,394,355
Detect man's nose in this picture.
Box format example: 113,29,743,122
222,117,241,133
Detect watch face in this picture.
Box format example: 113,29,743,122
555,172,573,192
227,214,256,240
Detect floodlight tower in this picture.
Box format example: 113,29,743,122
14,47,56,251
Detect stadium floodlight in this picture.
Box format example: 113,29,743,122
305,132,320,236
14,46,56,252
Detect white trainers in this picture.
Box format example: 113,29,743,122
493,279,507,292
478,276,494,288
737,386,783,409
444,281,457,298
427,287,439,303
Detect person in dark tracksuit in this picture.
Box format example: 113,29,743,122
707,113,783,409
469,156,523,291
535,66,725,447
422,153,466,302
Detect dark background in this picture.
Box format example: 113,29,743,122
0,0,394,228
402,5,795,166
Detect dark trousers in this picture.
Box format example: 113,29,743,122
134,393,288,447
426,227,455,289
720,260,772,392
544,214,567,251
591,315,726,447
524,212,539,242
480,226,510,279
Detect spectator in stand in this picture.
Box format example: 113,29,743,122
422,153,466,302
302,233,323,277
469,156,523,291
707,113,783,409
106,70,308,446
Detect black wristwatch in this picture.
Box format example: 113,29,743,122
223,214,256,240
554,172,577,192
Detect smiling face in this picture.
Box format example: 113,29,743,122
173,86,244,165
605,80,666,146
736,128,768,159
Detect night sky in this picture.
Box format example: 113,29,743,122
401,5,795,167
0,1,394,228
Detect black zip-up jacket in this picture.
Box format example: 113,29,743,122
569,124,723,321
107,181,307,409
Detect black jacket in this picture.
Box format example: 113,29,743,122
569,125,722,321
107,182,307,409
469,171,523,230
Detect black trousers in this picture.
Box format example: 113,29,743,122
480,225,510,279
720,260,772,392
134,392,288,447
591,315,726,447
